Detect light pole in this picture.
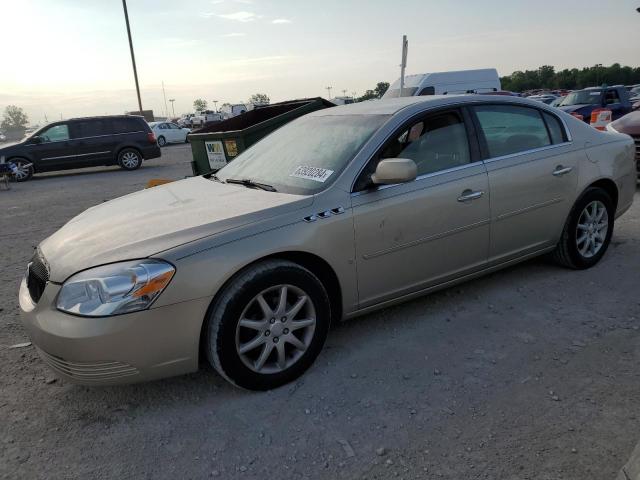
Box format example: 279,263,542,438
212,100,218,112
169,99,175,117
325,86,333,98
122,0,143,114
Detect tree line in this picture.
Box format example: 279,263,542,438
501,63,640,92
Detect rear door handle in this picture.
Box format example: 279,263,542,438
457,190,484,202
552,165,573,177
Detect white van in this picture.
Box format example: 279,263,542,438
382,69,500,98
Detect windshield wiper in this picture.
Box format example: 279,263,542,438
225,178,277,192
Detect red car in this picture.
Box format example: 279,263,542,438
608,111,640,177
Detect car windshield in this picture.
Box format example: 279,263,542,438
560,90,601,106
216,114,388,195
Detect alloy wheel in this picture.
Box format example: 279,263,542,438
235,284,316,374
11,160,31,181
121,151,140,169
576,200,608,258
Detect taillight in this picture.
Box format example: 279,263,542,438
147,132,156,144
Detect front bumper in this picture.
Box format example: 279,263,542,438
19,278,211,385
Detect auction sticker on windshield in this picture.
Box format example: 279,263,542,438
205,141,227,170
290,166,334,183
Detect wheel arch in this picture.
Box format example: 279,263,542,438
115,145,142,161
583,178,618,209
198,250,343,360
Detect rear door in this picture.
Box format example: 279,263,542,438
69,119,114,166
471,104,580,263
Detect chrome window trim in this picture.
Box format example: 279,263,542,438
41,151,111,161
482,140,573,165
351,159,485,197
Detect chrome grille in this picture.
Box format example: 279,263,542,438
26,252,49,304
38,349,139,382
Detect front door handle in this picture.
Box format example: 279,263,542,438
457,189,484,202
552,165,573,177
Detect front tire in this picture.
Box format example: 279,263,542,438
157,136,167,147
552,187,614,269
117,148,142,171
9,158,33,182
204,260,331,390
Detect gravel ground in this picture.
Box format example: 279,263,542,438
1,144,639,480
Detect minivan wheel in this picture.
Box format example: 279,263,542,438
9,158,33,182
552,187,614,269
117,149,142,170
204,260,331,390
157,136,166,147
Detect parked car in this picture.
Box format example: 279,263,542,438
558,86,633,122
607,111,640,177
550,96,566,107
383,69,501,98
149,121,191,146
527,94,558,105
191,110,223,127
0,115,160,182
19,96,636,389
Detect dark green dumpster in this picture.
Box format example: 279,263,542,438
188,97,334,176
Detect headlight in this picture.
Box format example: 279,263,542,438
56,260,175,317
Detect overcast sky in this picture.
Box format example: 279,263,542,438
1,0,640,125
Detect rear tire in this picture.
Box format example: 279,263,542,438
552,187,614,269
9,158,33,182
157,136,166,147
117,148,142,171
204,260,331,390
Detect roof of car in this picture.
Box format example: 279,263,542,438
67,114,144,121
309,94,556,116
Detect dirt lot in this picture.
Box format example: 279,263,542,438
1,144,639,480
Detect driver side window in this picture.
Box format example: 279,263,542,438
40,124,70,143
354,110,471,191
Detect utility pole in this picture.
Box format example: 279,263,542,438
212,100,218,111
325,86,333,99
169,99,175,117
342,89,347,97
122,0,143,114
399,35,408,97
162,81,169,118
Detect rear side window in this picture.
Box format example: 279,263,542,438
473,105,551,158
112,117,143,134
73,119,108,138
542,112,567,144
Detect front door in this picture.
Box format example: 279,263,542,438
28,123,78,171
351,109,491,308
471,104,579,263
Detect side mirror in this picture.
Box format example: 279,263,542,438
371,158,417,185
30,136,43,144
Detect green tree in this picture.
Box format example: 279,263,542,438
1,105,29,131
357,81,390,102
249,93,270,105
193,99,208,111
374,82,390,98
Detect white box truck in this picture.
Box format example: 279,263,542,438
382,68,500,98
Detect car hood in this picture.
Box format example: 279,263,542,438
40,176,313,282
0,140,26,153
